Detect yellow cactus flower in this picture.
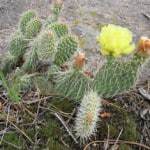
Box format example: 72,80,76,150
97,24,135,57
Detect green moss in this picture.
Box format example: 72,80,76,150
119,144,132,150
2,132,23,150
50,98,75,113
39,117,68,149
98,102,139,142
121,117,139,141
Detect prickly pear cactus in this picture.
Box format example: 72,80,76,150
24,18,42,39
46,0,63,25
19,10,36,34
32,30,56,60
55,69,92,101
22,49,39,73
49,23,69,38
33,75,55,95
54,35,78,66
74,90,102,140
0,53,18,75
94,54,145,98
9,32,28,58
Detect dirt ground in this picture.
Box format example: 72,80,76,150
0,0,150,53
0,0,150,83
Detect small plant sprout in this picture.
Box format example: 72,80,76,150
74,91,102,141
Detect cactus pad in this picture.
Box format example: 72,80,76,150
19,10,36,34
74,91,102,140
24,18,42,39
49,23,68,38
55,69,92,101
9,33,28,58
32,31,56,60
54,35,78,66
23,49,39,73
94,54,145,98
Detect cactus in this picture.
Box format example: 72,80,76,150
22,49,39,73
33,75,55,95
9,32,28,58
54,35,78,66
24,18,42,39
94,54,146,98
94,24,150,98
12,68,33,91
74,91,102,140
52,0,63,21
55,69,92,101
19,10,36,34
54,52,90,101
49,23,68,38
0,71,21,102
0,53,18,75
32,30,56,60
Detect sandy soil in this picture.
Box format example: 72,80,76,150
0,0,150,80
0,0,150,52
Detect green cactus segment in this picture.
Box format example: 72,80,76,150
9,33,28,58
52,2,63,21
0,71,21,102
74,91,101,140
13,69,33,90
55,70,92,101
54,36,78,66
24,18,42,39
33,75,55,95
94,54,145,98
0,53,18,75
49,23,68,38
19,10,36,34
32,31,56,60
23,49,39,73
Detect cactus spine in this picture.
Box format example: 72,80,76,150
9,32,28,58
94,53,146,98
32,30,56,60
22,49,39,73
74,91,102,140
19,10,36,34
54,35,78,66
49,23,69,38
55,52,93,101
55,69,92,101
24,18,42,39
